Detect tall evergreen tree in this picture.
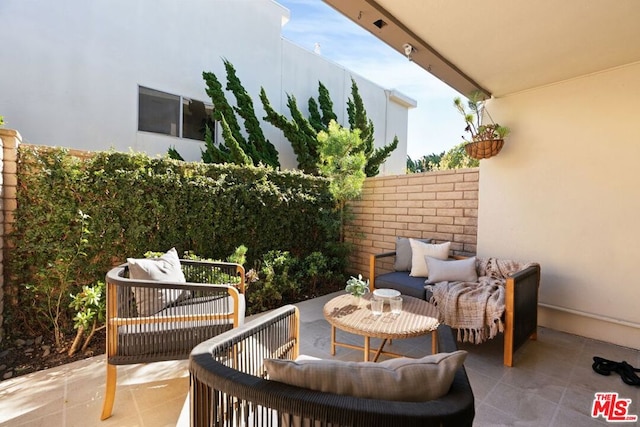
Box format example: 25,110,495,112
307,97,325,133
167,146,185,161
307,81,339,134
223,60,280,168
317,82,337,128
346,78,398,177
202,71,246,147
220,114,252,166
260,88,320,175
262,77,398,177
201,125,231,164
201,70,249,164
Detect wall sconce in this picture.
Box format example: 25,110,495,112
402,43,416,61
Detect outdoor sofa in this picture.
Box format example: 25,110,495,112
189,304,475,427
369,237,541,366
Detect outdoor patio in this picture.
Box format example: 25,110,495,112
1,291,638,427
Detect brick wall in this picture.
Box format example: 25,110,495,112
0,129,21,344
345,168,479,278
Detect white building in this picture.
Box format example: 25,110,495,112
0,0,414,174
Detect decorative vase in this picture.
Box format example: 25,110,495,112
352,295,363,307
464,139,504,160
348,288,369,307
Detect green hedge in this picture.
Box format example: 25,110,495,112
6,147,341,337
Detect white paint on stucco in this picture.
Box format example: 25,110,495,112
0,0,412,174
478,62,640,348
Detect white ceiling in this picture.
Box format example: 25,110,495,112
324,0,640,97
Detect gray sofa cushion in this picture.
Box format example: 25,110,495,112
375,272,428,300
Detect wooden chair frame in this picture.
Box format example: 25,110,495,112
101,259,245,420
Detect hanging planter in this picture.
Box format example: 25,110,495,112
464,138,504,160
454,91,510,160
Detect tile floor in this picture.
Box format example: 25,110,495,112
1,291,638,426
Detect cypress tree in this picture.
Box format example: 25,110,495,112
307,97,325,133
347,78,398,177
317,81,337,127
223,60,280,168
201,125,231,164
260,88,319,175
202,70,246,149
308,81,337,133
220,114,252,166
167,146,184,161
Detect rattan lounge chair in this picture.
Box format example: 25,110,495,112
190,305,475,427
100,259,245,420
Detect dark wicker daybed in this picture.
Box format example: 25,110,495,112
189,305,475,427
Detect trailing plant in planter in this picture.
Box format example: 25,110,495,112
454,91,510,159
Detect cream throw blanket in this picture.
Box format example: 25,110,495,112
427,257,534,344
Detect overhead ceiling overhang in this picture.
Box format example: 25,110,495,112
323,0,640,98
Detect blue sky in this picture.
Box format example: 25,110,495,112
276,0,464,159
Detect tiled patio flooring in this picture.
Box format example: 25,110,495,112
1,291,638,426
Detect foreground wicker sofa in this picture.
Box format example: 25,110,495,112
101,257,245,420
370,243,540,367
190,305,475,427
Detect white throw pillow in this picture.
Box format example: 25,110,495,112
128,247,187,316
409,240,451,277
425,256,478,284
394,237,432,271
264,350,467,402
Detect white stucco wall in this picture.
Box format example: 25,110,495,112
0,0,410,174
478,62,640,349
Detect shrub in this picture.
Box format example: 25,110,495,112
68,281,105,356
6,147,343,341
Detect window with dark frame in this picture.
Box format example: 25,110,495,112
138,87,180,136
182,98,215,142
138,86,215,142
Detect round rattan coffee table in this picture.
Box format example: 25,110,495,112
323,293,440,362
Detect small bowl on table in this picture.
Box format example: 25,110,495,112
372,288,401,301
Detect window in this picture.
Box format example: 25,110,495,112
182,98,215,141
138,86,214,142
138,87,180,137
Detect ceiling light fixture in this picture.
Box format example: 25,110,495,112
402,43,416,61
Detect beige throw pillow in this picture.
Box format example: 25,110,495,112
264,350,467,402
409,240,451,277
128,247,187,316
